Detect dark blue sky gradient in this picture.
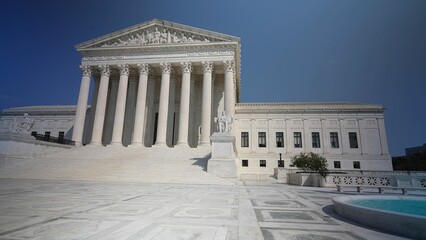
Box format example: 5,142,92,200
0,0,425,156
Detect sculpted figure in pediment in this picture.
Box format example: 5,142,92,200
160,29,168,43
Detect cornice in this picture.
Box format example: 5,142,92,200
236,102,386,114
1,105,78,116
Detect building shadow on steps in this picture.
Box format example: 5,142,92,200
191,153,211,171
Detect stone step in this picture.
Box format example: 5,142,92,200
0,145,233,185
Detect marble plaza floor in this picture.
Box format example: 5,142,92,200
0,179,409,240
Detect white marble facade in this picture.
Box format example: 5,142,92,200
0,19,393,173
70,19,239,148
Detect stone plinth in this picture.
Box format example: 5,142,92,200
274,167,287,183
208,133,237,178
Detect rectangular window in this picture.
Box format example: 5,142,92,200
276,132,284,148
44,131,51,141
330,132,339,148
353,161,361,169
258,132,266,147
334,161,341,169
294,132,302,148
349,132,358,148
242,159,248,167
260,160,266,167
241,132,249,147
31,131,37,136
278,160,284,167
58,131,65,141
312,132,320,148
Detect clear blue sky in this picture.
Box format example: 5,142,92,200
0,0,425,156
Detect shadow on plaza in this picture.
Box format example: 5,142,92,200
190,153,211,171
322,204,405,238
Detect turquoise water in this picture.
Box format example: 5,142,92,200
350,199,426,217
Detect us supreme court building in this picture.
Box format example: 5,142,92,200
0,19,393,176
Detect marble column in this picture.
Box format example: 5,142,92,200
90,65,110,145
86,77,100,144
155,62,171,147
131,63,149,145
223,60,235,116
72,65,92,145
110,64,129,145
200,61,213,146
176,62,192,147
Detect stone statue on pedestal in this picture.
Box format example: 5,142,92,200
215,111,232,133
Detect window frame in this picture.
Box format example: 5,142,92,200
276,132,284,148
353,161,361,169
241,132,249,147
349,132,359,149
330,132,339,148
242,159,248,167
294,132,302,148
312,132,321,148
334,161,341,169
260,160,266,167
258,132,267,148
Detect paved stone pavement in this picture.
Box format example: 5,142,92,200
0,179,408,240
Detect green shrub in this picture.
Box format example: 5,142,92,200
290,152,329,178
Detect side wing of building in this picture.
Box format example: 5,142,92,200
234,102,392,173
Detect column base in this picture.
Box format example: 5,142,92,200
129,142,145,147
108,142,124,146
153,142,168,147
89,141,104,146
175,142,189,148
199,141,211,146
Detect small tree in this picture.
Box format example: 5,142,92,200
290,152,329,178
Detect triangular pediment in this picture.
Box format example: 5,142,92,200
76,19,240,50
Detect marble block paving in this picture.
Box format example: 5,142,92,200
0,179,410,240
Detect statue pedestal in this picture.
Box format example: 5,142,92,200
207,132,237,178
274,167,288,183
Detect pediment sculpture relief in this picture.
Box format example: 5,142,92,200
10,113,34,134
100,26,215,47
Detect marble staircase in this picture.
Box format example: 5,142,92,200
0,145,235,185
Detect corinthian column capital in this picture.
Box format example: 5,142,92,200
98,65,111,77
80,65,92,77
160,62,172,75
201,61,213,73
137,63,150,75
180,62,192,73
223,60,235,72
118,64,129,76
